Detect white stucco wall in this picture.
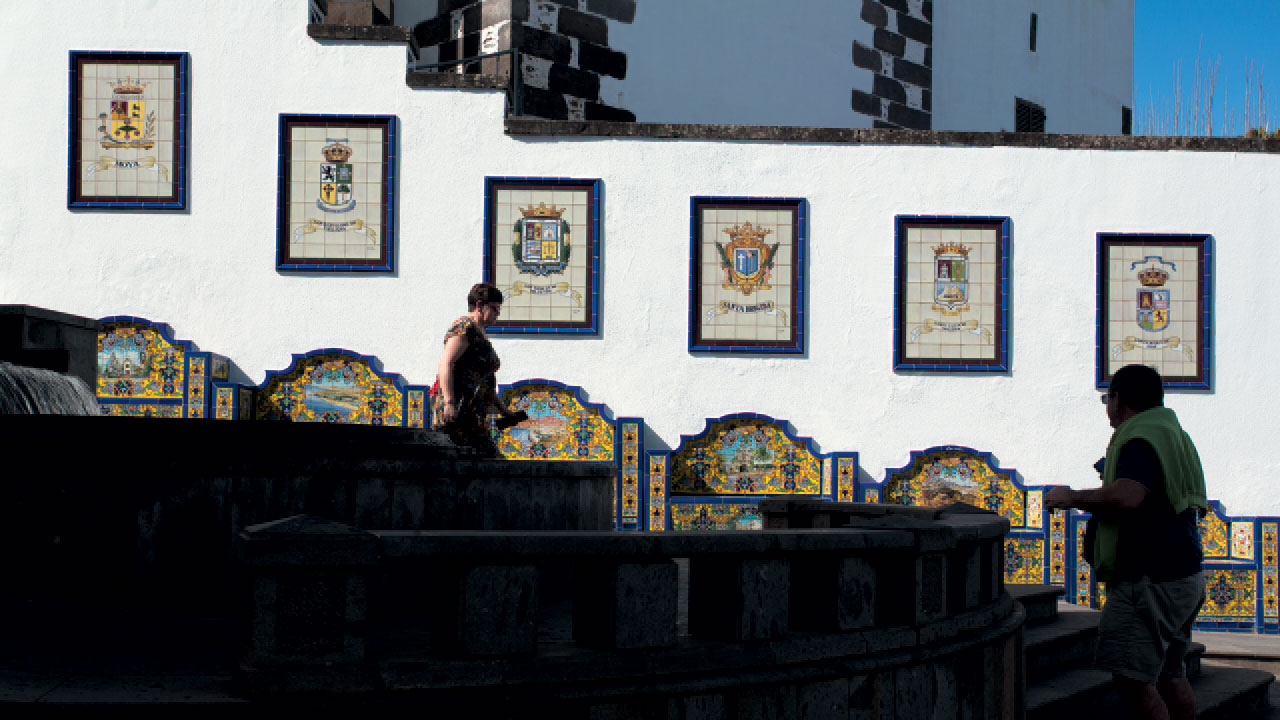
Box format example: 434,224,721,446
932,0,1133,133
599,0,872,128
3,2,1276,516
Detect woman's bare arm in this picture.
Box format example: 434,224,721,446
436,333,467,422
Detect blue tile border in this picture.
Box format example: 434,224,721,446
68,51,190,210
482,176,602,335
275,114,398,273
688,197,808,354
1095,232,1212,389
893,215,1011,372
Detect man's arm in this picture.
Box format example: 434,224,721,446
1045,478,1148,514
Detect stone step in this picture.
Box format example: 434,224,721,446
1009,583,1065,625
1024,605,1100,683
1024,601,1207,683
1028,660,1273,719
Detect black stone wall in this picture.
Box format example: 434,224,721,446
411,0,635,121
852,0,932,130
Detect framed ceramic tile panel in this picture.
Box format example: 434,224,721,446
68,51,189,209
276,114,397,272
1096,233,1211,388
689,197,807,354
483,177,601,334
894,215,1010,372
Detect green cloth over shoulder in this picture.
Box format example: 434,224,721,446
1093,406,1207,582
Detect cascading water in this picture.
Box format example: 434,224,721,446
0,361,100,415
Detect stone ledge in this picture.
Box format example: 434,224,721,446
406,71,508,90
506,118,1280,153
307,23,411,43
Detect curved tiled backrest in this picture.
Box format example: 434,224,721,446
493,379,643,530
97,316,227,419
650,413,855,532
254,349,406,425
869,446,1050,586
496,381,616,461
876,446,1027,526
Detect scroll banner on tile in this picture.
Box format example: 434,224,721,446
910,319,991,343
86,156,169,182
1112,336,1193,360
704,301,787,325
293,218,378,244
507,281,583,309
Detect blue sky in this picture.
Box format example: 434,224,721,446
1134,0,1280,135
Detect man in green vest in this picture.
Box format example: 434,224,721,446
1047,364,1207,720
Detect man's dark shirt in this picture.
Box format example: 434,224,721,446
1112,438,1202,582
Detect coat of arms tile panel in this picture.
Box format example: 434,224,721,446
276,114,397,272
894,216,1010,372
483,177,601,334
1097,234,1211,388
689,197,807,354
69,51,189,209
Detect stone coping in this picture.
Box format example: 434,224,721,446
307,23,410,43
406,71,508,90
505,118,1280,153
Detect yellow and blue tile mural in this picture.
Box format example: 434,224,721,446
646,413,855,532
488,379,644,530
96,316,226,419
86,319,1280,633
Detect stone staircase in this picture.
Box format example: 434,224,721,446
1013,584,1277,719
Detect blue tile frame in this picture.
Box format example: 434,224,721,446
276,114,398,273
648,411,854,529
688,197,808,354
893,216,1011,372
68,51,190,210
482,176,602,335
1095,233,1212,389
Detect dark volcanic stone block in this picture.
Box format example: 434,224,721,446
893,56,932,88
873,74,906,105
888,102,930,130
574,560,678,649
896,11,932,44
920,551,947,620
861,0,888,27
873,27,905,57
0,305,102,391
557,6,608,45
578,40,627,79
513,24,573,63
548,63,601,99
584,101,636,122
689,555,789,641
520,85,570,119
449,564,539,655
853,41,882,73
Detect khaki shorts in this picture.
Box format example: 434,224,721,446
1095,571,1205,684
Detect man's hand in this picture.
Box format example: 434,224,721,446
1045,486,1076,510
